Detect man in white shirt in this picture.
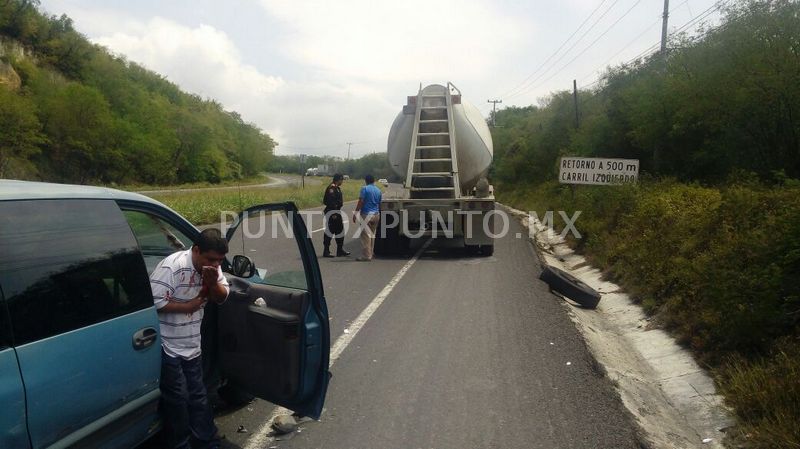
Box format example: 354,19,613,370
150,229,230,449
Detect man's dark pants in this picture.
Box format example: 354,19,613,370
323,210,345,252
160,350,219,449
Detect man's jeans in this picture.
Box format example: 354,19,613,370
160,350,219,449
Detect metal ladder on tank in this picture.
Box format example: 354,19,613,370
405,82,461,199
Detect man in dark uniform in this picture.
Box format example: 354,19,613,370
322,173,350,257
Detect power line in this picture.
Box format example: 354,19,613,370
499,0,610,99
506,0,625,100
579,18,661,86
577,0,690,86
281,137,383,153
510,0,645,99
669,0,730,35
578,0,732,90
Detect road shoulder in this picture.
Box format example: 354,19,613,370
504,205,733,449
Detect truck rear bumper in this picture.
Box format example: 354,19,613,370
378,197,495,245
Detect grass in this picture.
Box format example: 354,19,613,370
113,173,275,192
498,179,800,448
719,341,800,448
142,181,365,225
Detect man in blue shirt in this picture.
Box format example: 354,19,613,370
352,174,382,261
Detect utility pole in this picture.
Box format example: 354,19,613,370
300,153,306,189
573,80,579,128
656,0,670,169
346,142,353,160
660,0,670,56
487,99,502,127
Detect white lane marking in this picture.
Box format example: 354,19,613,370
312,227,325,233
243,239,432,449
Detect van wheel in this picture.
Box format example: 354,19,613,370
480,244,494,257
538,265,601,309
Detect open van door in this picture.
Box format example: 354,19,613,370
218,203,330,419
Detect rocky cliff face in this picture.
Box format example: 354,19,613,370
0,60,21,90
0,37,30,59
0,38,27,90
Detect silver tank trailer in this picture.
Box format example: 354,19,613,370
387,84,493,195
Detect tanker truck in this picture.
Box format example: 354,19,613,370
375,82,495,256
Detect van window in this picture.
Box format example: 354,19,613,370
122,210,194,275
0,200,152,345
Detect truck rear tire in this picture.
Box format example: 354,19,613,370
480,244,494,256
374,229,388,256
375,224,407,257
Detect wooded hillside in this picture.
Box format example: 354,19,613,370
0,0,274,185
492,0,799,185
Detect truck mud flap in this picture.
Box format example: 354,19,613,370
539,265,601,309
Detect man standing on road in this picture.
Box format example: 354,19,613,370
353,174,382,261
150,229,230,449
322,173,351,258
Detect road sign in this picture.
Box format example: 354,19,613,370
559,157,639,185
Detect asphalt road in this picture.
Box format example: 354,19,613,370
207,197,642,449
135,173,319,195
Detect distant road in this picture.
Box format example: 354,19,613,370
134,173,320,195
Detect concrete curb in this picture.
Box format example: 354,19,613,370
503,204,733,449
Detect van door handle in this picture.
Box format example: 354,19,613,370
132,327,158,350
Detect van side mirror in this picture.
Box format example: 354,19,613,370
231,255,255,278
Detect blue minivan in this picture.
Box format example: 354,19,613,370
0,180,331,448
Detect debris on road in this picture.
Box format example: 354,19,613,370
237,425,248,433
506,204,733,448
272,415,298,435
539,265,601,308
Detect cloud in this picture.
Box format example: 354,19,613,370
89,17,398,156
95,18,284,103
258,0,527,83
38,0,727,155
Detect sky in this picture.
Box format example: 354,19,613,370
38,0,725,158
